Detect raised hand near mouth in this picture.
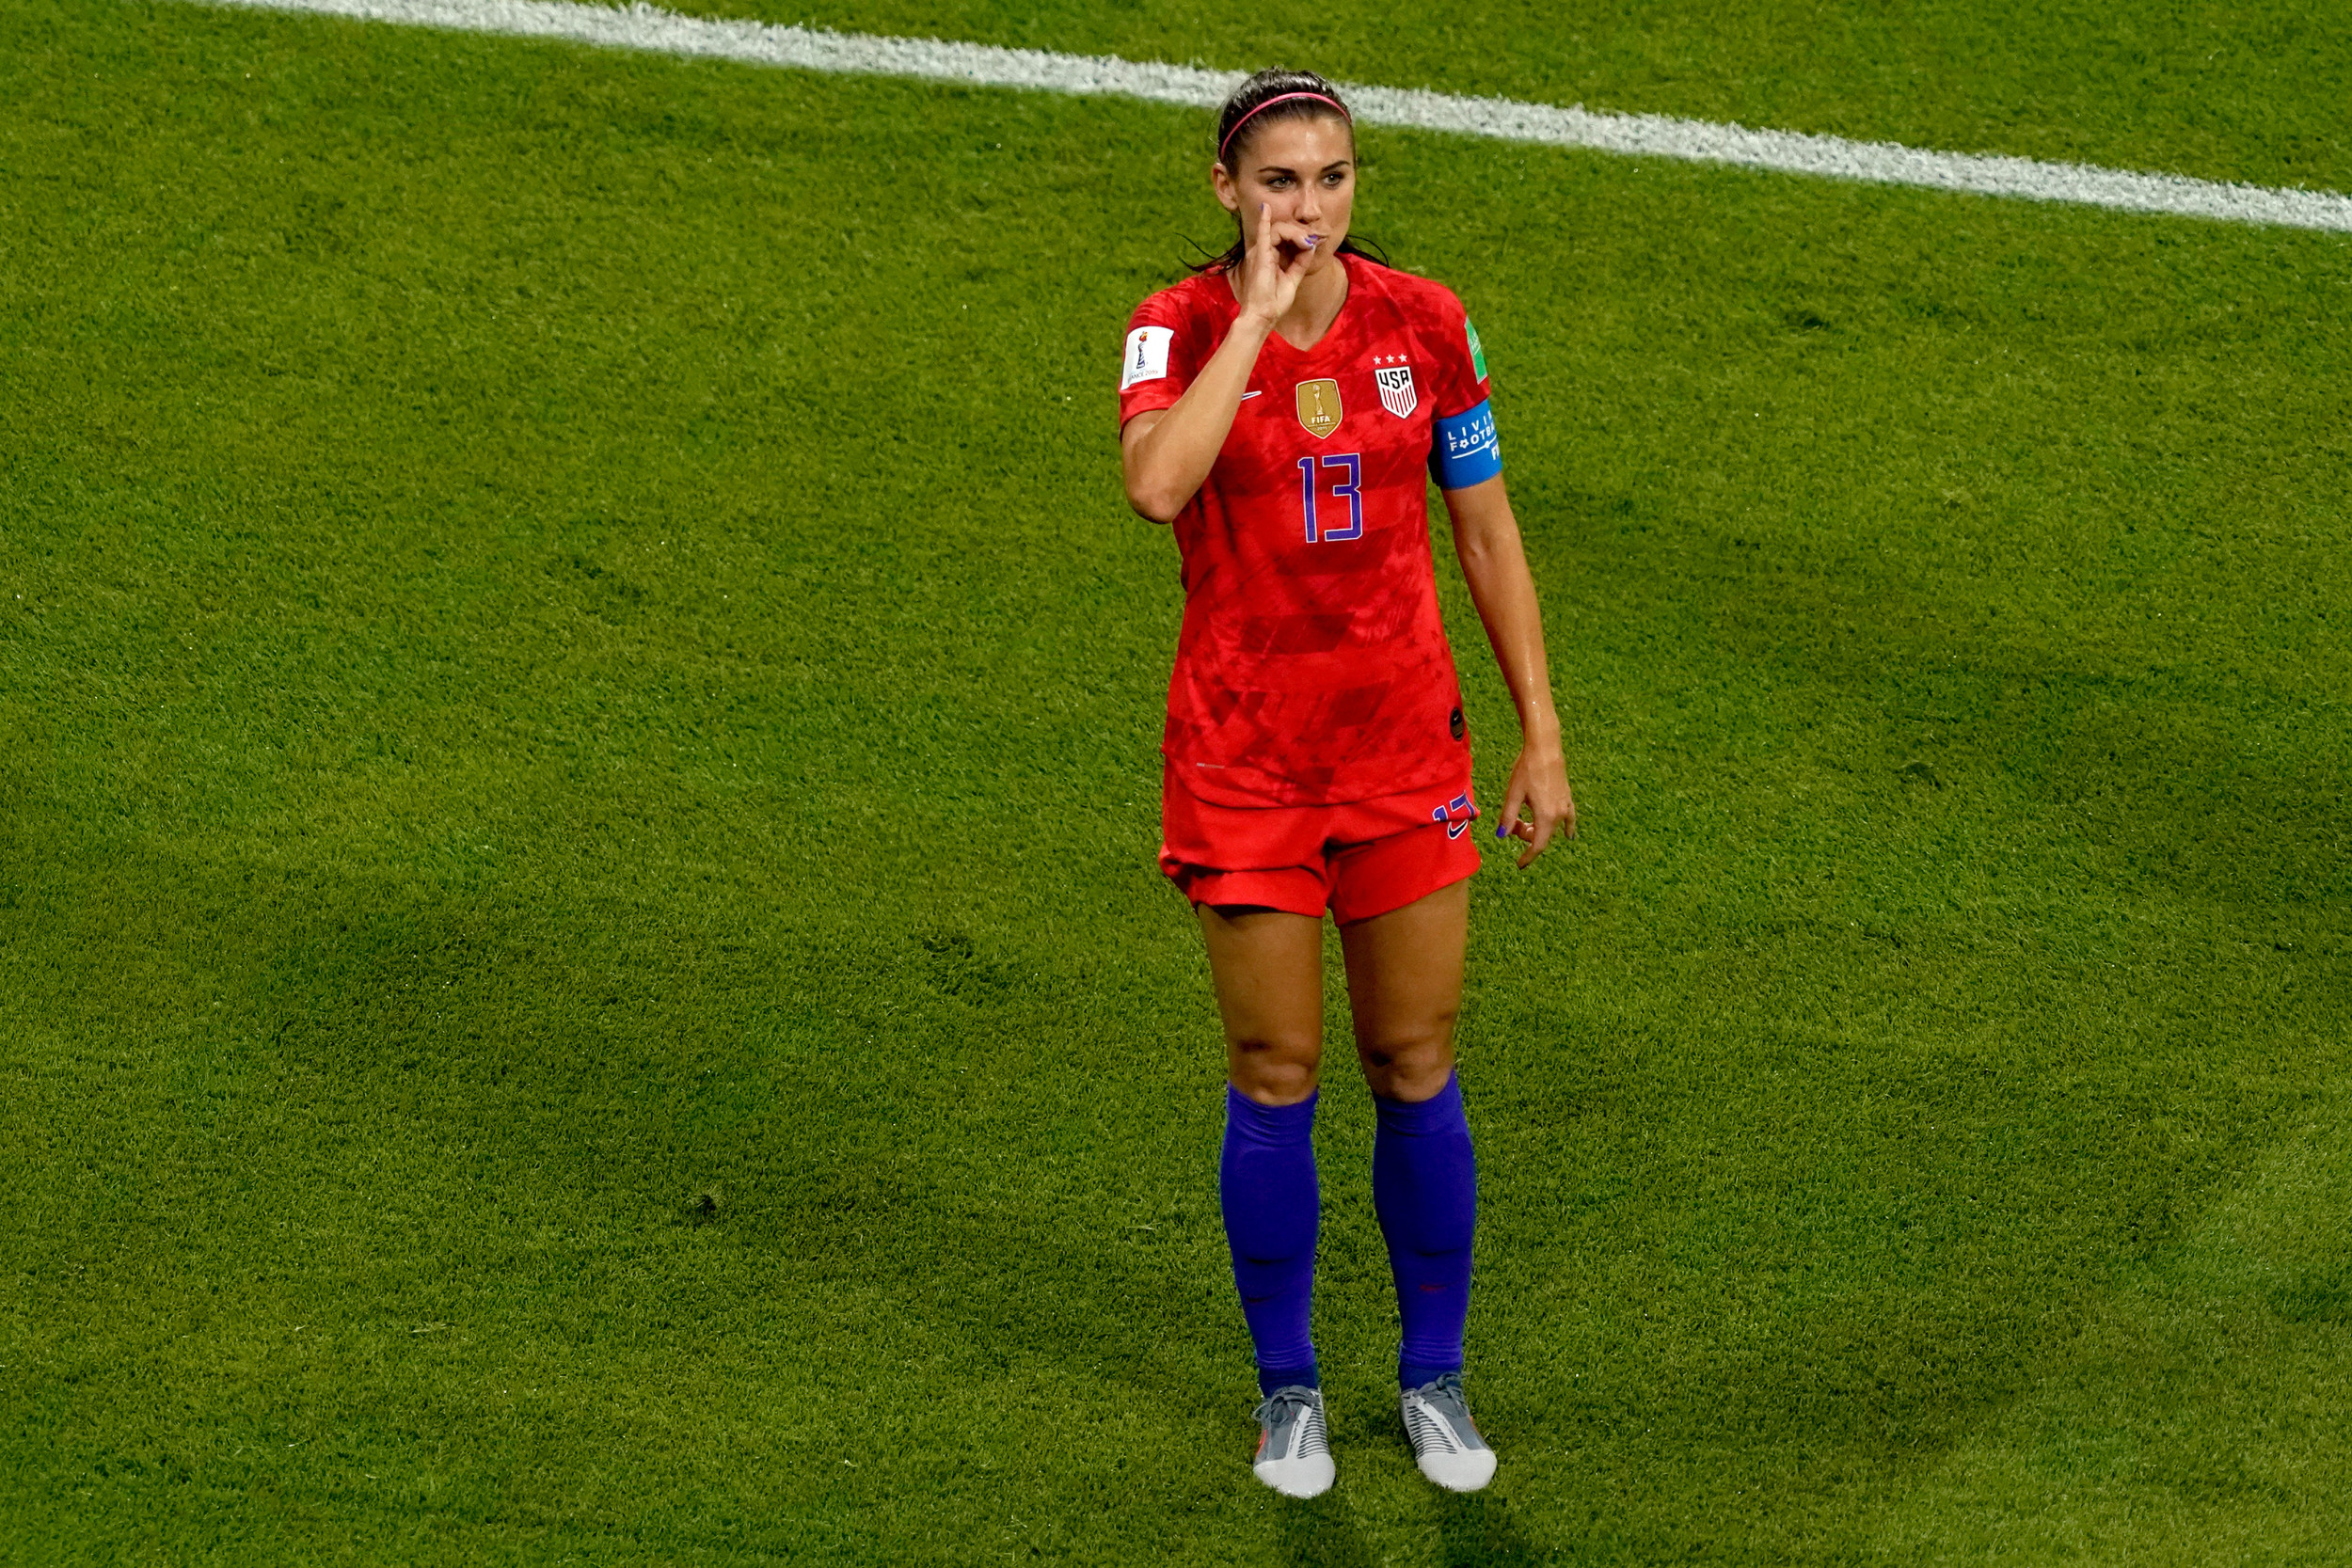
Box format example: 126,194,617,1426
1232,200,1317,329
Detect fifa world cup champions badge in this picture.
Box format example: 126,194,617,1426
1295,378,1343,440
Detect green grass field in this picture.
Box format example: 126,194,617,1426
4,1,2348,1561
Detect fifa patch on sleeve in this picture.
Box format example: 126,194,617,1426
1430,400,1502,490
1465,318,1488,382
1121,325,1174,390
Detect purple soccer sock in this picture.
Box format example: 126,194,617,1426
1220,1085,1321,1395
1373,1072,1478,1389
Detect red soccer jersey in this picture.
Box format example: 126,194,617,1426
1119,254,1496,807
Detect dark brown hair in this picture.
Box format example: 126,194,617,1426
1189,69,1388,275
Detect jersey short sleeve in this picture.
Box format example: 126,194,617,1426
1422,286,1501,491
1118,289,1201,424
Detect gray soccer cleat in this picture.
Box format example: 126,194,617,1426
1250,1385,1335,1498
1400,1373,1495,1492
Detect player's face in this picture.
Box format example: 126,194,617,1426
1213,116,1357,277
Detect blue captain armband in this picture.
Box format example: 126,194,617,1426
1430,400,1502,490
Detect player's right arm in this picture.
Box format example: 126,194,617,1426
1121,203,1312,523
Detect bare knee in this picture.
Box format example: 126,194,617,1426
1229,1032,1322,1106
1356,1015,1457,1102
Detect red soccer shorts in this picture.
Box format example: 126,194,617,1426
1159,762,1482,925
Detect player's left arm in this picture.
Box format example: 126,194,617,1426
1443,474,1577,865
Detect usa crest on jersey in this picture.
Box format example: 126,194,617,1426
1374,359,1417,419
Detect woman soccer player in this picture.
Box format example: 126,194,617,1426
1117,70,1577,1497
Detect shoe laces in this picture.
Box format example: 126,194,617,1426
1253,1384,1321,1428
1404,1373,1483,1450
1409,1371,1470,1413
1253,1384,1326,1457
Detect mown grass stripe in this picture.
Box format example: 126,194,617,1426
195,0,2352,233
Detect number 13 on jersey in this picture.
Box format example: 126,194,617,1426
1296,453,1363,544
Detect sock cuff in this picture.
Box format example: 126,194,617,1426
1227,1084,1319,1147
1373,1072,1464,1134
1258,1362,1321,1395
1399,1359,1462,1390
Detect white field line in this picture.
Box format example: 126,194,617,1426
201,0,2352,233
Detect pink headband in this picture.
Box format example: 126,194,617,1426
1217,90,1351,166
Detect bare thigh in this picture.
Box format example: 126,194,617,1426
1339,879,1468,1103
1197,905,1326,1106
1199,879,1470,1108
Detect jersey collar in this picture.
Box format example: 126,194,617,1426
1226,252,1360,363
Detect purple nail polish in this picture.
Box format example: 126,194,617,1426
1494,822,1508,839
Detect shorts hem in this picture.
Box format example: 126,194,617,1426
1328,841,1479,926
1167,865,1330,919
